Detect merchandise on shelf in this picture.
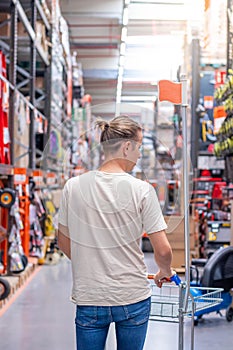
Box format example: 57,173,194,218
213,71,233,182
0,0,73,275
191,170,232,258
0,51,10,165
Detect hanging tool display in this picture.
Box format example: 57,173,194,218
214,114,233,157
29,200,45,259
8,223,27,274
214,70,233,161
13,168,30,257
42,191,56,237
0,51,11,165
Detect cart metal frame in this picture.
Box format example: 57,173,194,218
149,281,223,350
155,77,223,350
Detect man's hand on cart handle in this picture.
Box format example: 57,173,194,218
148,270,179,288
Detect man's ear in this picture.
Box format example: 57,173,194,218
123,141,131,157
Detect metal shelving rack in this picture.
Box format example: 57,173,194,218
0,0,51,172
0,1,75,275
0,0,52,273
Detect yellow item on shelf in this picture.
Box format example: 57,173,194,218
45,214,54,236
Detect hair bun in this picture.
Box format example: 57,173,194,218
104,123,110,130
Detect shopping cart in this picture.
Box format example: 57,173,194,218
190,246,233,325
148,274,223,350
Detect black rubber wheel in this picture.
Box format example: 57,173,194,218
141,238,153,252
21,254,28,269
226,307,233,322
0,188,16,209
194,315,202,326
0,277,11,300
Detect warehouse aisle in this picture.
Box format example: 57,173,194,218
0,254,233,350
0,258,76,350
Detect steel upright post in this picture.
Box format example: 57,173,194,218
9,1,18,168
227,0,233,76
7,1,18,274
29,0,37,170
43,24,52,172
190,39,200,170
180,75,190,310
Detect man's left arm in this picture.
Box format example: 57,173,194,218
57,223,71,259
57,182,70,259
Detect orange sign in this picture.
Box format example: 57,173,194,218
46,172,57,186
32,170,44,186
158,80,182,105
204,96,214,109
213,106,227,134
14,168,27,185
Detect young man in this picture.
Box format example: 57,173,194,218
58,115,173,350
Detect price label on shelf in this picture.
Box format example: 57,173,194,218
14,168,27,184
33,170,44,186
14,174,26,183
46,172,56,186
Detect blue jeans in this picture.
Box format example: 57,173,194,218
75,297,151,350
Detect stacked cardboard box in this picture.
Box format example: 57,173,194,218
164,215,197,269
0,13,11,37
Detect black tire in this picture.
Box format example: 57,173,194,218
194,315,202,326
226,307,233,322
141,238,153,252
0,189,16,209
0,277,11,300
21,254,28,269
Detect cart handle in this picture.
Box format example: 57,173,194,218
148,273,182,285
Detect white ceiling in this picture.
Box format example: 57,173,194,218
60,0,204,122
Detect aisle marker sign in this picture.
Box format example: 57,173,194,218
158,80,182,104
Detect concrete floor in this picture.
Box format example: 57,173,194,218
0,253,232,350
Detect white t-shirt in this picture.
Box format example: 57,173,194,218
58,170,167,306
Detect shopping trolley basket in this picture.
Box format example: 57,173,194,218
148,275,223,350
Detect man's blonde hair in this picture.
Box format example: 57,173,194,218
95,115,142,153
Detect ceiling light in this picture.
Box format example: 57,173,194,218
125,0,131,5
117,75,123,87
116,87,122,102
121,27,128,42
122,7,129,26
120,42,126,55
118,66,124,77
119,55,125,66
116,95,121,104
116,87,122,96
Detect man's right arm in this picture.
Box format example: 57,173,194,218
148,230,173,287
